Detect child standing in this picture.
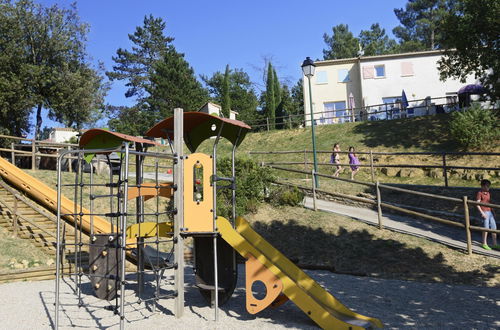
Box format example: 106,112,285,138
330,143,342,177
348,146,360,180
476,179,498,250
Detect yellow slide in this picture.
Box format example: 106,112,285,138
218,216,383,330
0,157,112,234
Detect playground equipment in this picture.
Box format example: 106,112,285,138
0,109,382,329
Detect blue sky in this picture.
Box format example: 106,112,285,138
34,0,407,131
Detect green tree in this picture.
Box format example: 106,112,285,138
146,49,208,120
323,24,359,60
290,79,304,127
0,0,107,139
107,105,153,136
201,68,259,123
438,0,500,100
265,62,276,129
359,23,398,56
107,15,174,103
221,64,231,118
393,0,452,51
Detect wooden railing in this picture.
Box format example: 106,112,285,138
250,149,500,187
267,165,500,256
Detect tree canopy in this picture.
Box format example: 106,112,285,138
323,24,359,60
0,0,107,139
359,23,397,56
438,0,500,100
393,0,451,51
201,67,259,123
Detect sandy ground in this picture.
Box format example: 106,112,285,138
0,264,498,329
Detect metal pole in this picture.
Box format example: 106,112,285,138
376,180,383,229
55,150,66,329
307,76,319,188
266,117,269,132
312,170,317,211
463,196,472,255
212,121,225,322
119,143,129,330
135,143,145,299
173,108,185,318
68,147,72,172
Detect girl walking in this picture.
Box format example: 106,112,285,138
348,146,360,180
330,143,342,177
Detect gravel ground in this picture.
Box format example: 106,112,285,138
0,264,498,329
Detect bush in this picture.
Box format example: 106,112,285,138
449,105,499,150
216,157,274,218
267,186,305,207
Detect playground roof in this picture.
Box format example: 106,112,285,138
79,129,158,150
145,112,251,152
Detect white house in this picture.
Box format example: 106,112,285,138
198,102,239,120
303,50,478,125
47,127,82,143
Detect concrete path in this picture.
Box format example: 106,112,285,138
304,197,500,258
0,264,498,329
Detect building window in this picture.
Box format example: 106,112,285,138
374,65,385,78
401,62,414,76
324,101,347,124
316,71,328,84
337,69,349,82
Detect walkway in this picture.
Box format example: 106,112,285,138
303,197,500,258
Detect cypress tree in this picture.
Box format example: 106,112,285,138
221,64,231,117
265,63,275,129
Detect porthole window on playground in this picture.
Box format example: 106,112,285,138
193,161,204,202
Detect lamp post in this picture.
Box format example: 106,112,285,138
302,57,319,188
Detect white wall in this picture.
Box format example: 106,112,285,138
360,54,477,107
49,130,78,143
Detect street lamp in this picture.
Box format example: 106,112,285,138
301,57,319,188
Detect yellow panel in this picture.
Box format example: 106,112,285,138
126,221,173,240
127,183,173,201
183,153,214,232
218,216,383,329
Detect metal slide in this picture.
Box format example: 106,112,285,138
218,216,383,330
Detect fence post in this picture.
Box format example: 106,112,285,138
312,170,317,211
31,139,36,170
304,149,308,179
442,153,448,187
463,196,472,255
376,180,383,229
11,142,15,164
351,108,355,122
68,146,72,172
266,117,270,132
13,196,18,237
369,150,375,183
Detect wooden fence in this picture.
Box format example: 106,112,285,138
267,165,500,256
250,149,500,187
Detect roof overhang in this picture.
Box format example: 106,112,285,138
145,112,251,153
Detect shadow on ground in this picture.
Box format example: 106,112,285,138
353,114,458,151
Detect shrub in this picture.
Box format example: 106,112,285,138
267,186,304,207
216,157,274,218
449,105,499,150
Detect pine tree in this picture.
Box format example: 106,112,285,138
107,15,174,103
323,24,359,60
221,64,231,117
265,63,276,129
359,23,398,56
146,49,208,120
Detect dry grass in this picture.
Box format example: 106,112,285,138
0,227,52,270
245,204,500,288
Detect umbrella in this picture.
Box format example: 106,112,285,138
348,92,356,109
401,89,409,110
458,84,486,95
348,92,356,122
